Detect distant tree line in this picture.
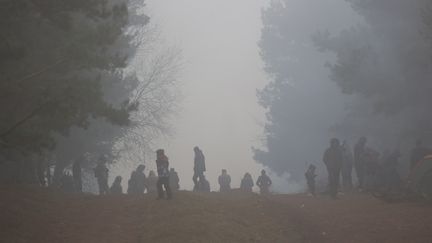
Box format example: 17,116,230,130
0,0,180,187
255,0,432,180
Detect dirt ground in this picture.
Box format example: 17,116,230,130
1,185,432,243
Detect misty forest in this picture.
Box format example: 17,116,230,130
1,0,432,242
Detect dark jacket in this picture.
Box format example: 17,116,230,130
323,146,343,170
194,151,206,173
156,155,170,178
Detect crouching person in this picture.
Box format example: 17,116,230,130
110,176,123,194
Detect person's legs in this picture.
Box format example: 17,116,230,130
326,165,332,191
192,172,199,188
164,178,172,199
103,179,109,194
97,181,102,195
97,179,107,195
329,169,338,198
335,167,341,192
76,178,82,192
307,180,315,195
157,178,164,199
347,166,353,190
355,163,364,189
198,173,205,183
311,180,316,196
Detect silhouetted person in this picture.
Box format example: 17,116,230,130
169,168,180,191
382,149,402,192
94,157,109,195
354,137,367,190
256,170,272,195
46,165,52,186
323,138,343,199
156,149,172,199
110,176,123,194
341,141,353,191
200,175,211,192
146,170,158,193
36,159,46,187
305,165,317,196
192,146,206,191
410,139,431,170
364,147,380,191
72,158,83,192
127,164,146,194
218,169,231,192
240,173,254,192
60,171,74,192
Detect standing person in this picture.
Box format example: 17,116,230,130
156,149,172,200
36,158,47,187
305,165,317,196
146,170,158,193
256,170,272,195
169,168,180,191
94,156,109,195
382,149,402,192
363,147,380,191
127,165,146,194
341,141,354,192
110,176,123,194
323,138,343,199
240,173,254,192
354,137,367,190
410,139,431,170
218,169,231,192
192,146,206,191
72,158,82,192
60,172,75,192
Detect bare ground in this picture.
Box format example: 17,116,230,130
1,185,432,243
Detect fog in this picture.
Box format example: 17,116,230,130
3,1,432,242
143,0,272,191
133,0,362,191
131,0,432,191
2,0,431,194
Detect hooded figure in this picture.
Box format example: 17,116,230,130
200,175,211,192
127,165,146,194
218,169,231,192
110,176,123,194
256,170,272,195
240,173,254,192
169,168,180,191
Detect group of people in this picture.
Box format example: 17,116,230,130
305,137,431,199
72,146,274,198
90,149,179,200
192,146,273,194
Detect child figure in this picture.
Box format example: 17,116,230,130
305,164,317,196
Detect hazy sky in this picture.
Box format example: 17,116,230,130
145,0,271,190
138,0,363,192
